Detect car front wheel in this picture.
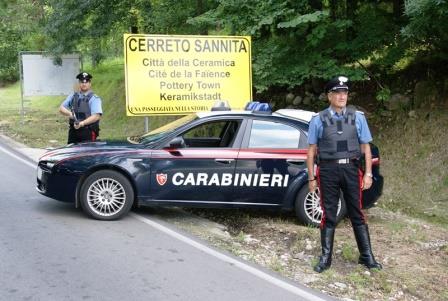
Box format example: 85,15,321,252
80,170,134,220
295,185,347,227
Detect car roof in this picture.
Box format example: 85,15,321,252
273,109,315,123
196,108,315,124
196,110,254,118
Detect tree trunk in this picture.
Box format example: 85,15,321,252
346,0,357,40
309,0,323,10
330,0,337,20
393,0,405,20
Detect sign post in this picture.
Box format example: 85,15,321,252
124,34,252,116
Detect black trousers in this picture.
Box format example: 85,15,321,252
317,162,366,228
67,127,97,144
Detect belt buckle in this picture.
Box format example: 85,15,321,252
337,158,349,164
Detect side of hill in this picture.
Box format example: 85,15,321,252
373,108,448,225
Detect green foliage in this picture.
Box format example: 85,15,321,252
0,0,47,81
43,0,216,64
1,0,448,98
44,0,140,65
376,87,391,104
0,23,22,81
147,0,215,34
341,243,357,262
189,1,405,92
277,10,329,28
347,4,400,64
188,0,295,36
401,0,448,57
346,271,372,287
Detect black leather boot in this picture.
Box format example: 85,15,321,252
353,224,382,270
314,227,335,273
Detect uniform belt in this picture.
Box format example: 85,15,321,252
320,158,359,165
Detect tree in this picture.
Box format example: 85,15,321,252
44,0,143,66
189,0,404,92
1,0,447,95
143,0,215,34
0,0,47,82
401,0,448,60
43,0,216,66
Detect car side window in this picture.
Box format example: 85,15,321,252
183,120,240,148
248,120,300,148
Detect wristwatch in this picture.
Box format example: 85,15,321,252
365,172,373,178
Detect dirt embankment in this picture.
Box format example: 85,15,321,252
158,206,447,301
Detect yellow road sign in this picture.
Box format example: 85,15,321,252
124,34,252,116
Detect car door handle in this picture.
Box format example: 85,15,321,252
286,159,305,165
215,159,235,164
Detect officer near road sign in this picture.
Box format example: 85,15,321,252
306,76,382,273
59,72,102,144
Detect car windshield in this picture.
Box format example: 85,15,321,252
129,114,198,144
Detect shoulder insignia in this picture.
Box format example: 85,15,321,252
356,110,365,115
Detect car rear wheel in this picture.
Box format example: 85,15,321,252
80,170,134,220
295,185,347,227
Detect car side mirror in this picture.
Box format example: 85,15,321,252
167,136,186,149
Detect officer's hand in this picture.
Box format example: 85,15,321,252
362,175,373,190
308,179,317,192
73,121,83,130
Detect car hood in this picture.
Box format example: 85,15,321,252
39,140,144,162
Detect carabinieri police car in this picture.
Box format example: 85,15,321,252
36,102,383,226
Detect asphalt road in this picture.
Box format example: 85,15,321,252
0,140,334,301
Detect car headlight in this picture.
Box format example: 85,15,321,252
40,160,58,170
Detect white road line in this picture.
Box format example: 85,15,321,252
0,145,36,169
131,213,328,301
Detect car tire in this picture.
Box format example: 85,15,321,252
295,185,347,227
80,170,134,220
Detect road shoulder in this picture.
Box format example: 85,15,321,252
0,133,47,162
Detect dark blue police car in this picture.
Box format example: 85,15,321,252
36,103,383,226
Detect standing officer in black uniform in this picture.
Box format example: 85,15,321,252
59,72,103,144
306,76,382,273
